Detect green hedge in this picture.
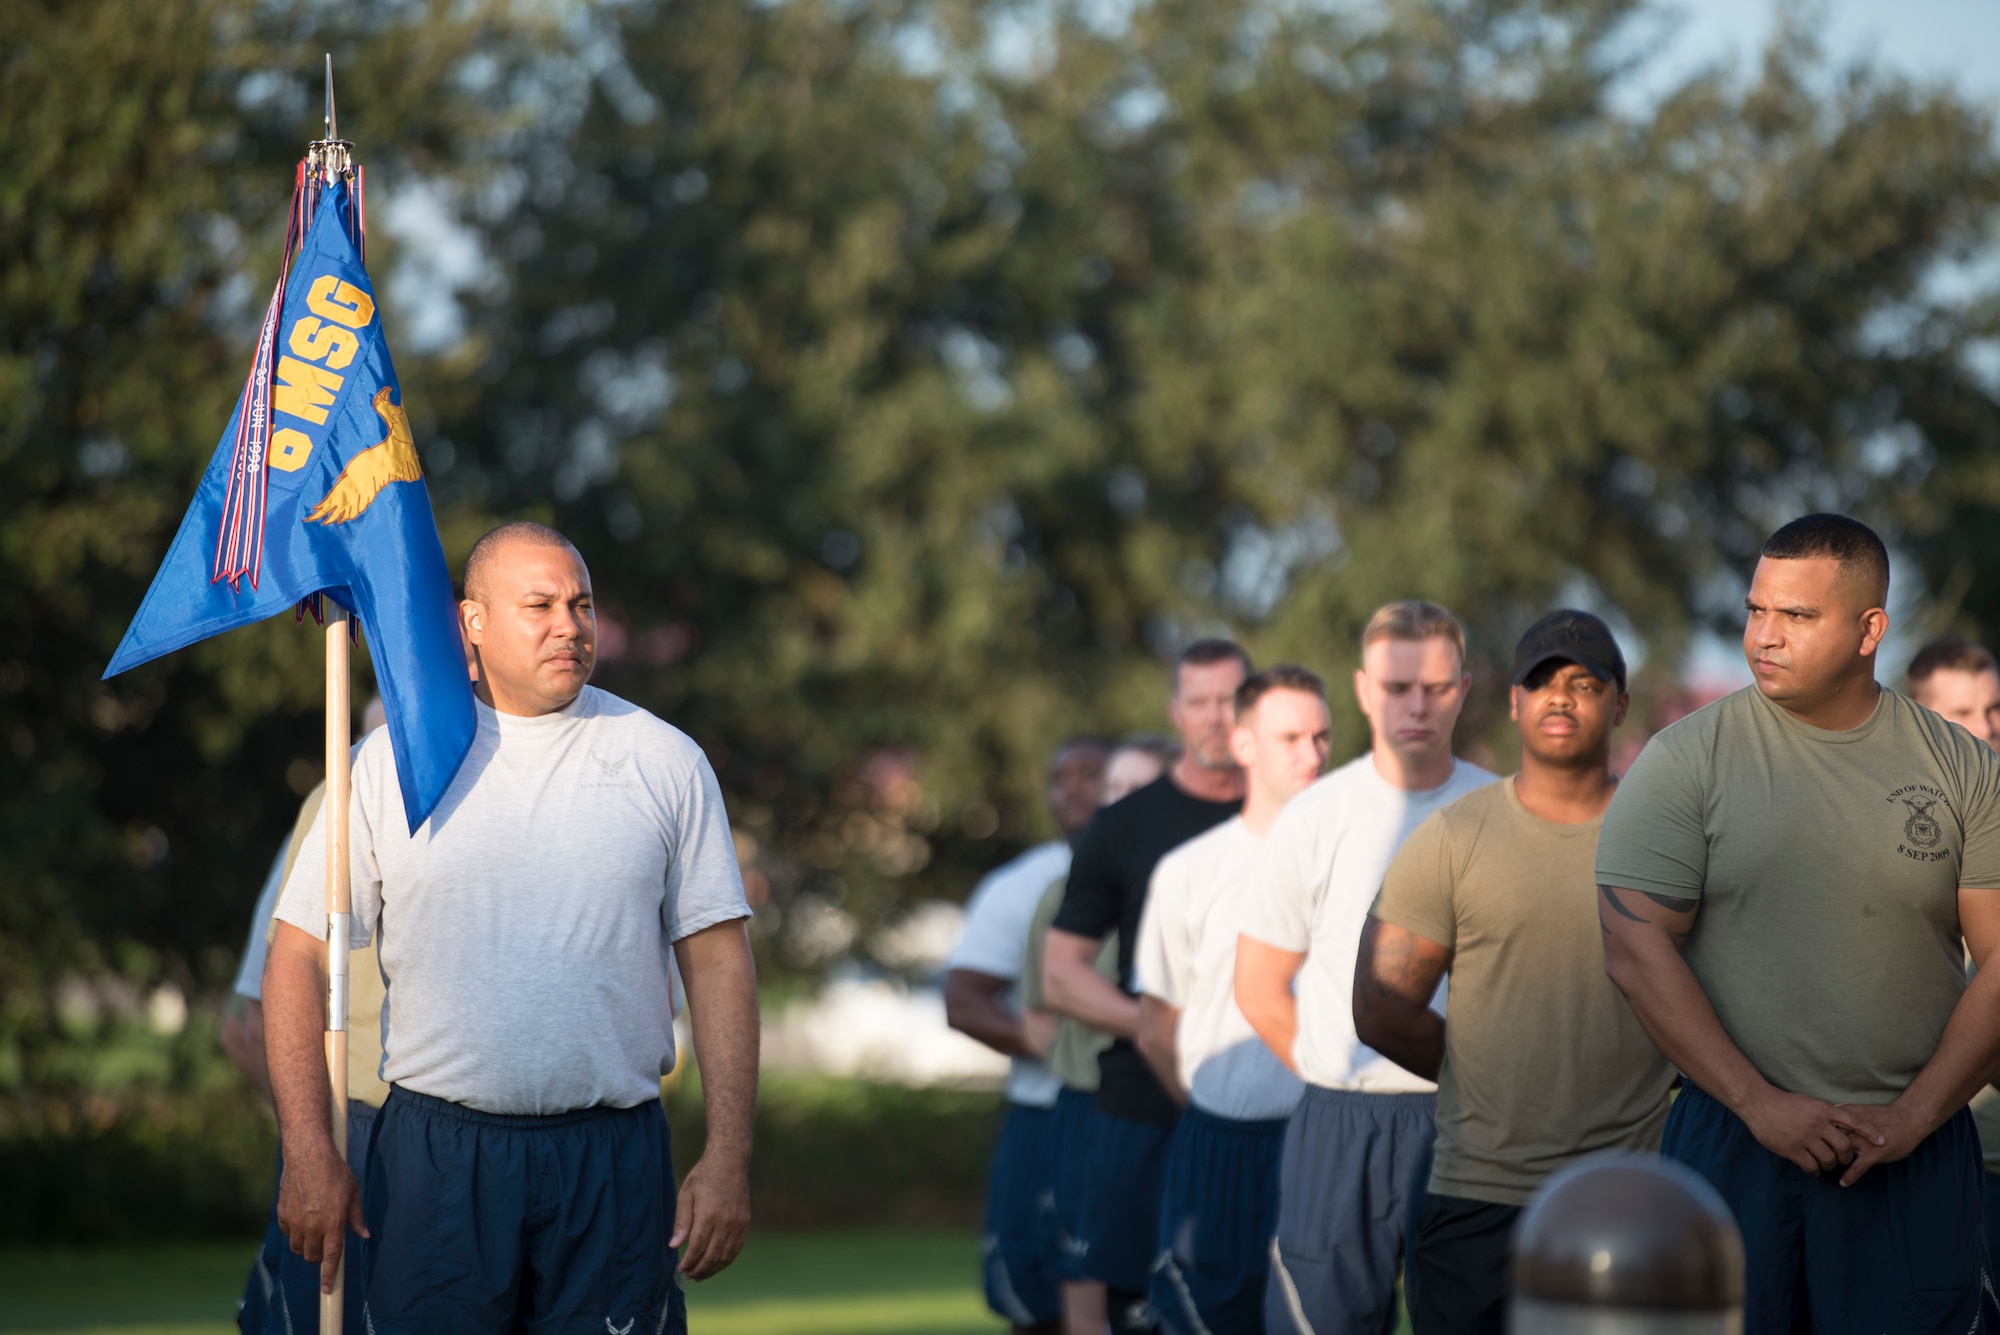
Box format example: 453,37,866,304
3,1047,1005,1242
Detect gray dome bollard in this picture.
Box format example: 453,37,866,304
1508,1154,1745,1334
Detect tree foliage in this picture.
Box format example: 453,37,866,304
6,0,2000,1014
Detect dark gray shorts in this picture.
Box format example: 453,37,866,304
1266,1085,1435,1335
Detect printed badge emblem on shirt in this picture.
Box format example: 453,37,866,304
1887,783,1953,862
585,749,632,788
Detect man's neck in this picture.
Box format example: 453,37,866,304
1370,741,1456,793
475,680,581,719
1513,757,1617,825
1170,752,1246,804
1240,783,1286,836
1773,672,1882,732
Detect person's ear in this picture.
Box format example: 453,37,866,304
1508,687,1521,724
1230,724,1256,771
461,599,485,646
1614,691,1631,728
1858,607,1889,658
1353,668,1372,720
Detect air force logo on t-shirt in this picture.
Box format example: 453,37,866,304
585,749,632,789
1887,782,1952,863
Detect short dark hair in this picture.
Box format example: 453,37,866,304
1052,734,1112,761
1236,664,1328,716
1173,639,1253,694
463,521,580,602
1760,514,1889,607
1908,636,1999,691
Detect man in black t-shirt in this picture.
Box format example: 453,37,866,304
1047,639,1250,1334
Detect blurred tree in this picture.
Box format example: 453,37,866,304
6,0,2000,1007
0,0,545,1049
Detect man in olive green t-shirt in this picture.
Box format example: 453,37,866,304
1356,611,1674,1334
1598,515,2000,1334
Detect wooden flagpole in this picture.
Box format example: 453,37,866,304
314,58,353,1335
322,605,352,1335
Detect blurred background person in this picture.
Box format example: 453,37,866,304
1357,613,1672,1334
1908,636,2000,746
946,736,1111,1333
1134,667,1326,1335
1908,635,2000,1295
1048,642,1251,1335
1238,603,1494,1335
1022,735,1176,1335
227,698,389,1335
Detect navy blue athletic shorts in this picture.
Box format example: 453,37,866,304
1077,1108,1178,1293
983,1100,1061,1326
1985,1171,2000,1305
1149,1104,1286,1335
1405,1193,1517,1335
240,1100,378,1335
1267,1086,1435,1335
1046,1087,1102,1282
361,1085,684,1334
1664,1082,1997,1334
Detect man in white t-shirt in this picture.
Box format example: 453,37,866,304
1236,602,1496,1335
1134,667,1327,1335
265,522,757,1334
946,735,1111,1333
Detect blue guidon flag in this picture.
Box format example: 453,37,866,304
105,166,474,833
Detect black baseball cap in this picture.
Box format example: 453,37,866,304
1512,609,1627,691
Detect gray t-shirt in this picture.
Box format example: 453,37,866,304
1240,753,1497,1092
276,687,750,1114
1596,686,2000,1106
1135,817,1302,1121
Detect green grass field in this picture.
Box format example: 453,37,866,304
0,1231,1004,1335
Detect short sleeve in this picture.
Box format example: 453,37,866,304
663,753,751,942
1052,812,1121,939
1132,856,1193,1006
274,745,385,949
1020,878,1067,1009
1596,736,1710,901
1239,799,1318,951
233,842,292,999
948,865,1033,979
1955,731,2000,889
1372,811,1458,950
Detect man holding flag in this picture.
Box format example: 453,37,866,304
105,115,758,1330
268,520,758,1331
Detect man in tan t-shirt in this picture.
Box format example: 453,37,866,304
1355,611,1673,1334
1598,515,2000,1333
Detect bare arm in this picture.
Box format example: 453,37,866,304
264,922,366,1294
1235,935,1306,1075
221,995,272,1105
672,916,759,1280
943,969,1033,1058
1020,1006,1059,1060
1599,884,1880,1175
1352,918,1450,1082
1835,887,2000,1186
1136,996,1186,1105
1043,929,1140,1039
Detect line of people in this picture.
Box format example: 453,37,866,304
947,512,2000,1335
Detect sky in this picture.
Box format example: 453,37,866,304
1622,0,2000,112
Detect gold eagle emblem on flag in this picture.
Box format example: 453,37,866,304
304,386,422,525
